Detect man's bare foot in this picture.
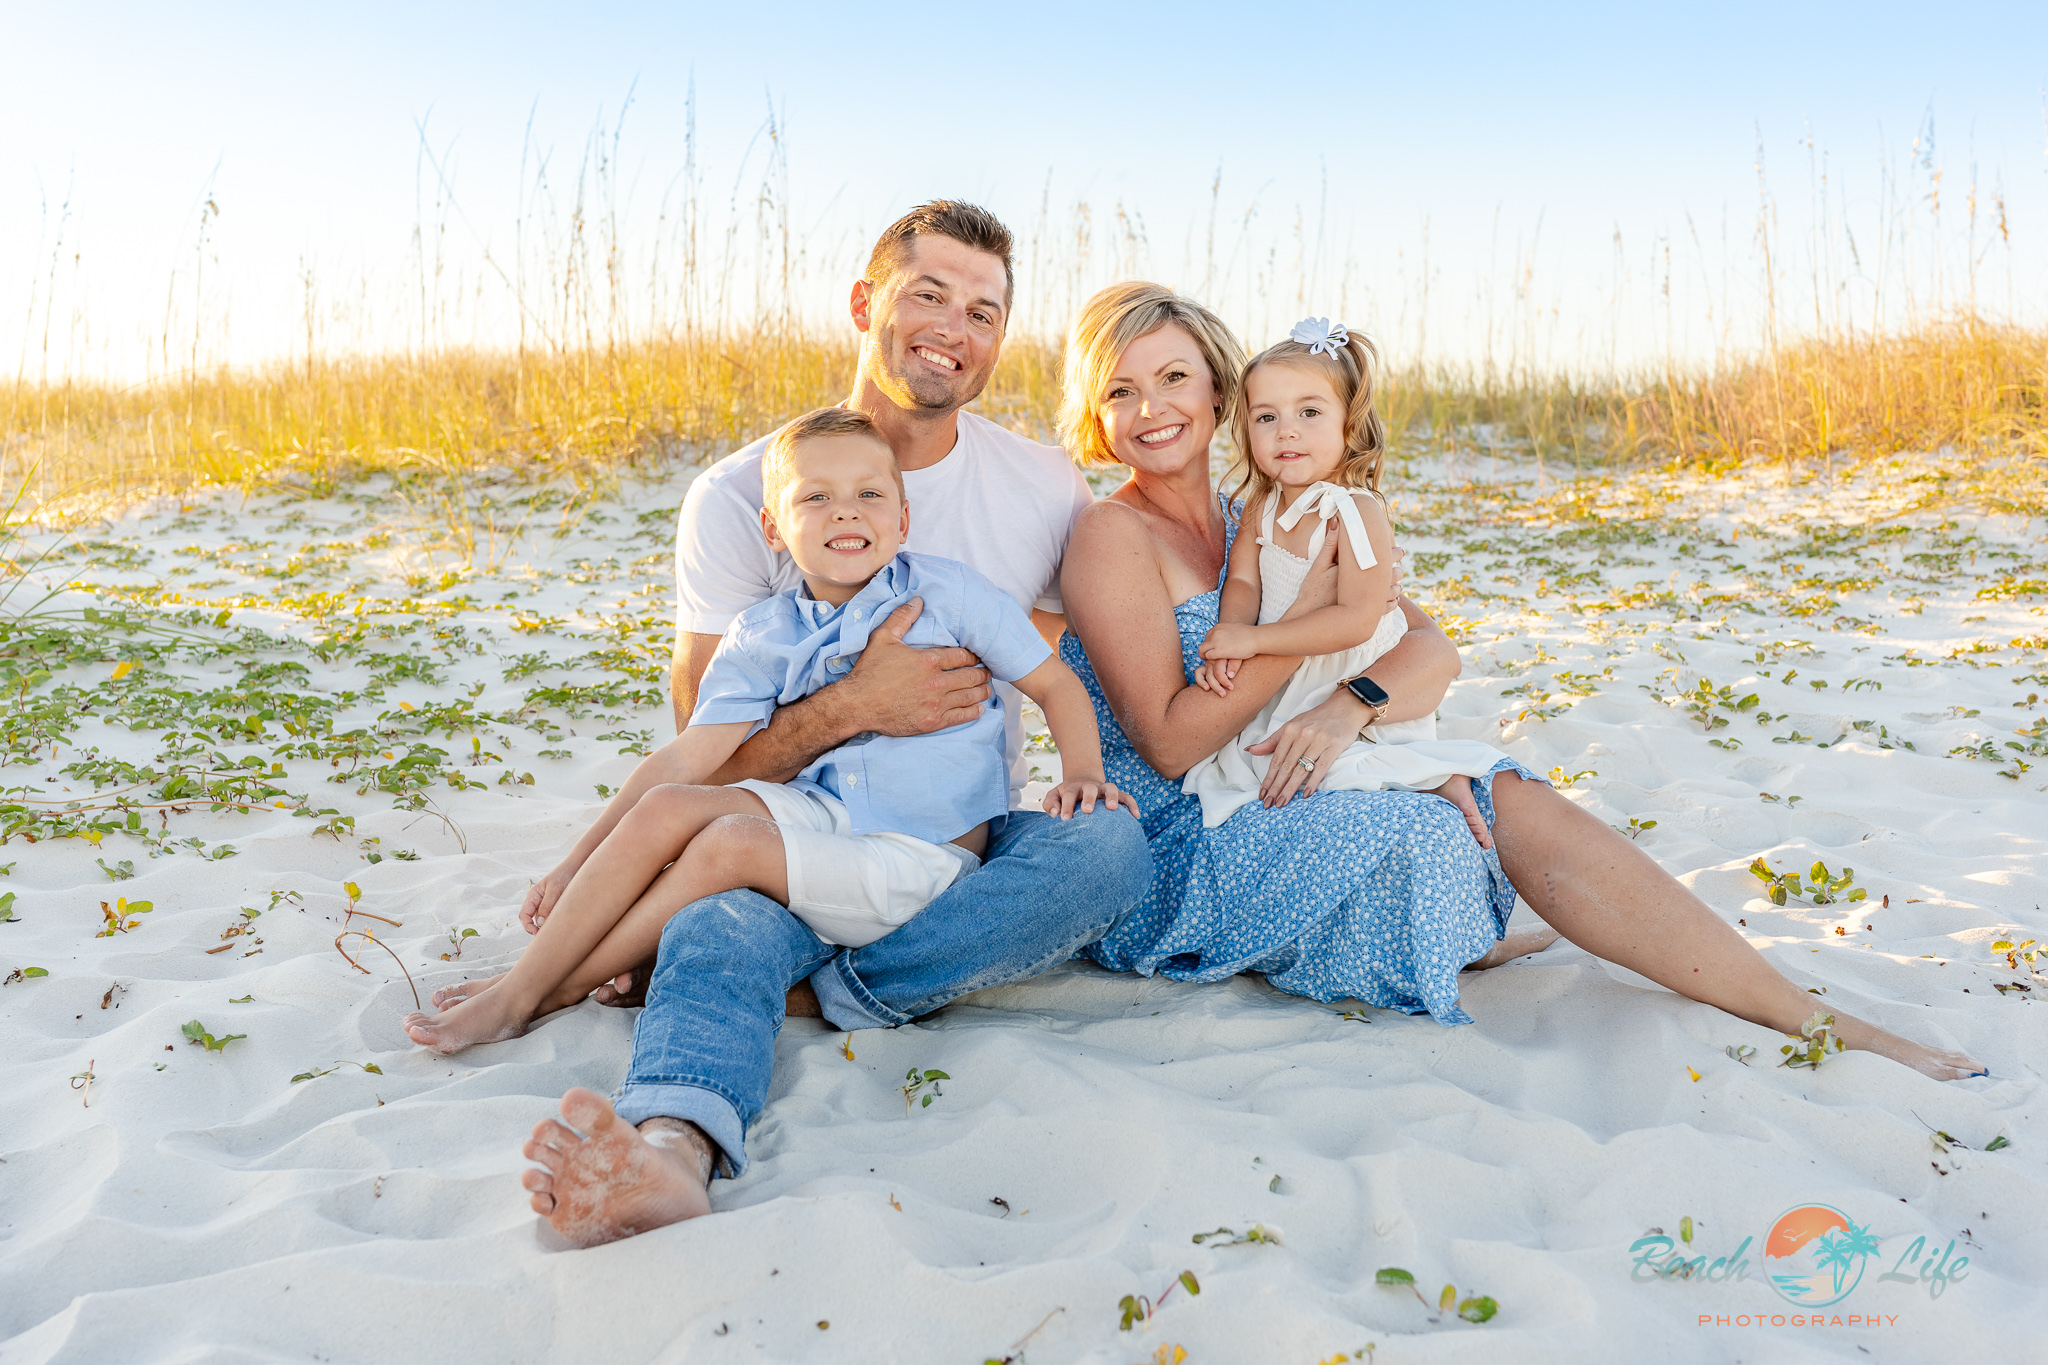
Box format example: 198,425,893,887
431,973,505,1009
1466,924,1563,970
521,1088,713,1246
592,965,651,1008
1427,776,1492,849
784,979,821,1018
1831,1016,1986,1081
403,987,531,1055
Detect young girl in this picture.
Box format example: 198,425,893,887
1182,317,1509,830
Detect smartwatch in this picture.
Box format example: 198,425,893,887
1345,674,1391,738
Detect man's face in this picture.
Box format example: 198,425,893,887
852,235,1008,413
760,435,909,604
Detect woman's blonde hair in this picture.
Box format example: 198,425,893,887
1056,281,1246,468
1224,330,1387,514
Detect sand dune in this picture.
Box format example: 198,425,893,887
2,453,2042,1362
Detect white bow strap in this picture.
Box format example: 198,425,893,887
1289,316,1350,357
1274,481,1377,568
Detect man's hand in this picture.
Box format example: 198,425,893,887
840,598,992,736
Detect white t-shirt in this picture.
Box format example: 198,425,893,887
674,408,1095,803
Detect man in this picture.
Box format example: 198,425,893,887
519,202,1153,1246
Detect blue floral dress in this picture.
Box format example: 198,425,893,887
1060,518,1541,1026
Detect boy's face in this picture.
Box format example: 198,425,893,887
761,434,909,604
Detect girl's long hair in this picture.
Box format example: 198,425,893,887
1223,329,1386,517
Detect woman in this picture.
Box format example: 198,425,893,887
1055,281,1982,1079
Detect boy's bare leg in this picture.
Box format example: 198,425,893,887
523,1087,714,1246
1489,771,1984,1080
529,824,792,1015
403,787,776,1053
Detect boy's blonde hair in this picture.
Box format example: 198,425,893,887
761,407,902,513
1224,330,1387,514
1056,281,1246,468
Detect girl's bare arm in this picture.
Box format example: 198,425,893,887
1225,493,1395,659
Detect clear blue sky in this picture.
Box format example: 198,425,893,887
5,1,2044,377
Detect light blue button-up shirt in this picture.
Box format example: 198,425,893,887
691,552,1054,844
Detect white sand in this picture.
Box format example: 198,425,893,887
1,453,2042,1363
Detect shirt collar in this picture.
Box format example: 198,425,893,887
791,554,909,628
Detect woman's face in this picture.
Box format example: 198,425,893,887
1096,324,1219,475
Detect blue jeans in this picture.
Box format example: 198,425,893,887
612,807,1152,1176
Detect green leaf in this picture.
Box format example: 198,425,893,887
921,1093,933,1107
923,1070,951,1081
0,890,15,920
1680,1215,1693,1245
1985,1135,2010,1152
1179,1271,1201,1295
362,1062,382,1075
21,966,46,978
1457,1296,1499,1323
1376,1267,1415,1287
1439,1283,1457,1312
1269,1174,1282,1193
229,994,253,1004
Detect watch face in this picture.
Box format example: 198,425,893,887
1349,675,1391,707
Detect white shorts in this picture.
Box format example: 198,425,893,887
731,779,981,949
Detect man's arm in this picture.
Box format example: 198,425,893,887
671,632,722,732
666,599,997,787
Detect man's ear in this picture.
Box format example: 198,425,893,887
850,278,874,333
761,507,787,553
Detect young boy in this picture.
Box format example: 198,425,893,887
403,408,1135,1054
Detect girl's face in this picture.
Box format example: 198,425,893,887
1244,360,1346,492
1097,324,1219,475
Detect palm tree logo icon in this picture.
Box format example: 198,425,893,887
1764,1204,1880,1307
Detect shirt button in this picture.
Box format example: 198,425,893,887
846,775,858,786
852,608,864,619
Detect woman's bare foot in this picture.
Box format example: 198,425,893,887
1427,776,1493,850
1830,1015,1986,1081
403,986,532,1054
1466,924,1562,970
431,973,505,1009
522,1088,713,1246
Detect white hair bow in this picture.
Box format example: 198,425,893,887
1289,316,1350,357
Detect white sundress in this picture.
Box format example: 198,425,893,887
1181,481,1510,829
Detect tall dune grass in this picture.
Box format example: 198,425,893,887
4,113,2044,530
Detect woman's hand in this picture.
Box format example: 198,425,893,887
1042,776,1141,820
519,866,574,934
1244,687,1369,808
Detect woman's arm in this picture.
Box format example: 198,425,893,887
1062,501,1308,779
1244,595,1463,806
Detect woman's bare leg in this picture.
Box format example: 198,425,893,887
403,786,774,1052
1488,771,1984,1080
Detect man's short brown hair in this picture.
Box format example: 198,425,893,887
761,407,901,512
863,201,1015,309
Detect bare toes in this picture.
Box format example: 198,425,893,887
559,1087,616,1134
